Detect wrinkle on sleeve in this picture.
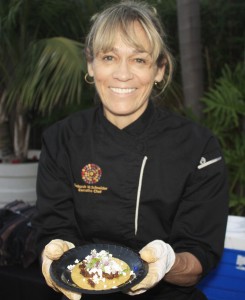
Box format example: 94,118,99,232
32,124,80,255
170,136,229,277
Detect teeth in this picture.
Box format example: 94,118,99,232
110,87,135,94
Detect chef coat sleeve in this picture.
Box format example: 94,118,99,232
32,124,81,255
170,136,229,277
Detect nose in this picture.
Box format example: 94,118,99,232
112,59,133,81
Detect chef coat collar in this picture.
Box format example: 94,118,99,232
123,100,155,136
98,100,155,137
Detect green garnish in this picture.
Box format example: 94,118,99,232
86,257,100,269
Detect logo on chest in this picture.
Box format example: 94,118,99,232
74,163,108,194
81,163,102,184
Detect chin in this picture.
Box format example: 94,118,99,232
113,108,137,116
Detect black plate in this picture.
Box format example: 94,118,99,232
50,243,148,294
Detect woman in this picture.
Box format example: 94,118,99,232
33,1,229,300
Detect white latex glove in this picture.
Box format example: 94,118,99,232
128,240,176,295
42,239,81,300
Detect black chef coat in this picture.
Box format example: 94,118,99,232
33,101,229,300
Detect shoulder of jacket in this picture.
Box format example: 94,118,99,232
43,106,98,138
156,107,213,140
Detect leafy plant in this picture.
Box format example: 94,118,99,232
201,63,245,215
0,0,98,162
201,0,245,87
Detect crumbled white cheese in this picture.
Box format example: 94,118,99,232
67,264,75,270
83,249,124,285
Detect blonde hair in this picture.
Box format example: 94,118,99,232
85,0,174,91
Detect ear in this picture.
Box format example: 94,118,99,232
87,62,94,77
154,65,165,83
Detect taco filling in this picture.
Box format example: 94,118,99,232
70,249,134,290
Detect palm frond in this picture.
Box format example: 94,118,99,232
201,62,245,215
6,37,87,114
202,78,245,128
229,193,245,215
224,134,245,182
221,63,245,97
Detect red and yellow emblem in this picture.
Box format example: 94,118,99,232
81,164,102,184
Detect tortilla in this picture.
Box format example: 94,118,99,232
71,257,131,290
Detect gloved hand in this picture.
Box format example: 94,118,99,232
128,240,176,295
42,239,81,300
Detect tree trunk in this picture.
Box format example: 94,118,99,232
0,100,30,162
0,100,14,161
13,114,30,161
0,120,14,160
177,0,204,117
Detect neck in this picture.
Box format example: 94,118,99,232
103,102,149,129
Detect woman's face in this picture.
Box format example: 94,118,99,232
87,22,165,128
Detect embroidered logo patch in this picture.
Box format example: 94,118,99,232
81,163,102,184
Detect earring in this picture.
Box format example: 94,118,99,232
84,73,95,84
154,79,165,90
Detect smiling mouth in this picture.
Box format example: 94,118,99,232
110,87,136,94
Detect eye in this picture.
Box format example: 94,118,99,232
102,55,114,61
135,58,146,64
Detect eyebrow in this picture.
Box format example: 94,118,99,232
105,47,150,55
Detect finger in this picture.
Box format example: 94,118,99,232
42,257,59,291
45,243,64,260
130,275,157,291
127,289,146,295
140,247,158,263
130,264,160,291
64,241,75,250
140,240,165,263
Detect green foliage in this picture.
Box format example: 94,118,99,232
0,0,90,112
201,63,245,215
1,0,244,215
6,37,87,114
0,0,97,159
200,0,245,87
